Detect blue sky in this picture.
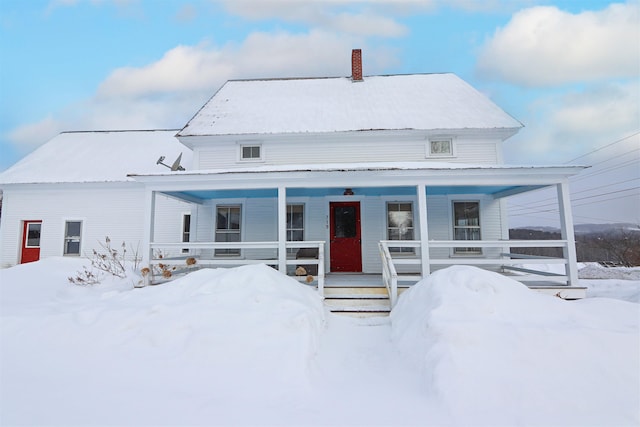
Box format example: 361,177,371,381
0,0,638,225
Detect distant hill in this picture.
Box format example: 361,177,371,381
511,223,638,235
509,223,640,266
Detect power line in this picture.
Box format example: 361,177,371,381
509,182,640,213
563,131,640,164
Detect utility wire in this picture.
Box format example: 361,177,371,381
563,131,640,164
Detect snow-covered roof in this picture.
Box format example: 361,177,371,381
0,130,191,185
177,73,523,137
130,161,585,178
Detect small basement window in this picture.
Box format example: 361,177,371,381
240,144,262,161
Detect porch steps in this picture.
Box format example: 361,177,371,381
323,286,409,317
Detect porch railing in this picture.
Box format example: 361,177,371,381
146,241,325,296
378,242,399,307
379,239,572,307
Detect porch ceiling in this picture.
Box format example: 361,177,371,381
162,184,545,202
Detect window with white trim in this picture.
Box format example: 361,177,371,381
427,138,453,157
452,201,481,254
215,205,241,256
286,204,304,255
64,220,82,256
181,214,191,254
240,144,262,161
387,202,415,254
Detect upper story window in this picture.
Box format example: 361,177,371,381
427,138,454,157
240,144,262,161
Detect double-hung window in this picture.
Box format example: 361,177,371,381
215,206,241,256
181,214,191,254
387,202,415,254
452,201,481,254
286,204,304,255
64,221,82,256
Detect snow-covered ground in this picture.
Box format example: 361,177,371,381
1,259,638,426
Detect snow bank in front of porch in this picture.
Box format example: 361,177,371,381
0,261,325,425
390,265,639,426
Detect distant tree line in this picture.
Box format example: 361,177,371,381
509,227,640,267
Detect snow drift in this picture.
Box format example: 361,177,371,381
391,266,640,426
1,260,638,426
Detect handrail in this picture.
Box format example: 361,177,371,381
378,242,399,307
379,239,573,286
146,240,325,296
427,239,568,248
378,239,569,248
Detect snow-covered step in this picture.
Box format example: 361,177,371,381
323,286,411,317
324,297,392,311
324,286,390,299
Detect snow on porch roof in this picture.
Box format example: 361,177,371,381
0,130,191,185
130,160,585,178
177,74,523,137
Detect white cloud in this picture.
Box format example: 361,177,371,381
221,0,412,37
332,11,408,37
10,29,397,150
504,80,640,164
174,3,197,23
8,116,64,151
477,2,640,86
97,29,394,100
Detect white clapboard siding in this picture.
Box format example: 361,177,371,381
195,134,501,170
179,193,505,275
0,185,191,267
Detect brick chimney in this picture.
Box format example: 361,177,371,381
351,49,363,82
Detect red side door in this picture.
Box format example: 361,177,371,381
329,202,362,272
21,220,42,264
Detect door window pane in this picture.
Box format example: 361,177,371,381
26,223,41,247
334,206,356,238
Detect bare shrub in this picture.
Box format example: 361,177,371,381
68,237,142,286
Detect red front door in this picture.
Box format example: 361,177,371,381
329,202,362,272
21,221,42,264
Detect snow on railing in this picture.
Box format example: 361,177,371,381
378,239,574,308
378,242,399,307
146,241,325,295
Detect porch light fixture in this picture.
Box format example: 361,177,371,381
343,188,354,196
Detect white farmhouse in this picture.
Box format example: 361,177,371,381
0,50,585,305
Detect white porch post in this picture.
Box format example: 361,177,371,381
142,189,156,285
557,180,578,286
277,186,287,274
417,184,430,278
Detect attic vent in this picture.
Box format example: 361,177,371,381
351,49,363,82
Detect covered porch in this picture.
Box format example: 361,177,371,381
131,162,586,306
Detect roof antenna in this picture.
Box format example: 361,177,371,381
156,153,185,171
